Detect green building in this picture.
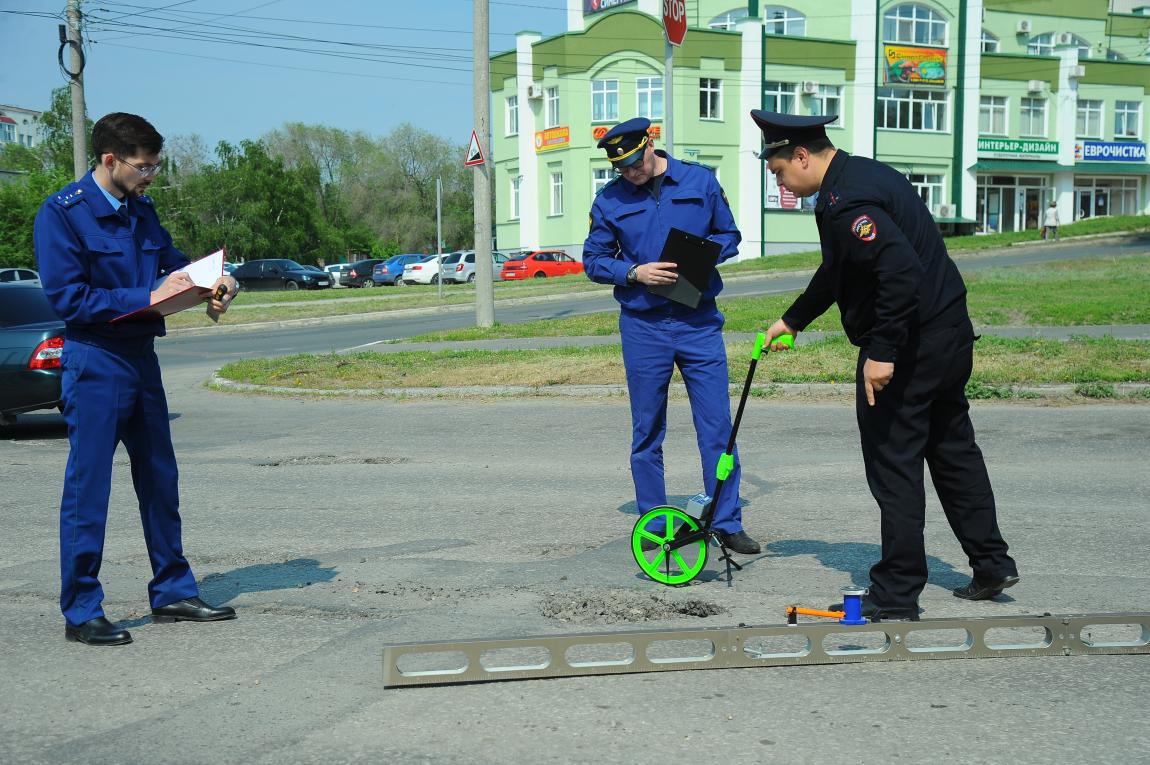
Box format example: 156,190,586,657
490,0,1149,258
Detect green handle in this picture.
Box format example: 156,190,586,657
754,332,794,359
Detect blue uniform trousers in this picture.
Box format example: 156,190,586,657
620,301,743,532
59,336,198,626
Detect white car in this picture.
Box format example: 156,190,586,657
0,267,41,287
401,254,445,285
324,263,351,287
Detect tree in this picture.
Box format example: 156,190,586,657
34,86,93,174
0,167,73,267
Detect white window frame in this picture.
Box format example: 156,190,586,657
877,88,948,132
763,81,797,114
1115,100,1142,139
0,123,13,143
708,8,748,31
979,96,1008,136
699,78,723,120
592,167,611,200
763,6,805,36
505,95,518,137
981,29,999,53
545,87,560,129
510,175,521,221
591,79,619,123
1019,97,1047,137
883,3,947,46
636,76,664,120
810,84,841,119
905,172,945,213
1027,33,1055,57
550,171,564,216
1076,99,1103,138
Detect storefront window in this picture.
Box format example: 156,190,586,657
1074,177,1140,219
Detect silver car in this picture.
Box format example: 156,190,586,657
441,251,510,284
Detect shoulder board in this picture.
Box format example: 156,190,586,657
54,188,85,208
681,159,716,173
137,194,155,206
595,176,621,196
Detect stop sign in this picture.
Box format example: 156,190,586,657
662,0,686,46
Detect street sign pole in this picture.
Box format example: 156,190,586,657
662,0,687,157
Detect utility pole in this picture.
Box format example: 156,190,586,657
472,0,495,328
65,0,88,180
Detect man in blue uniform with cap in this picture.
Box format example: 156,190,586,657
583,117,760,555
34,112,239,646
749,110,1019,621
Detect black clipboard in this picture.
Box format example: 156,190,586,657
647,227,721,308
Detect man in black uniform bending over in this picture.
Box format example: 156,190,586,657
750,111,1019,621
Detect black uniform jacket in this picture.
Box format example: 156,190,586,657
781,151,969,363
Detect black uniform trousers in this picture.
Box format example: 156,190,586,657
855,318,1017,609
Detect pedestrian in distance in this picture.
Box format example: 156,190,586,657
582,117,761,555
749,110,1019,621
34,112,239,646
1042,201,1060,241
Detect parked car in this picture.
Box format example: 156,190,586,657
0,267,41,287
230,259,331,291
0,283,64,426
401,254,445,285
324,263,351,287
441,250,511,284
340,258,385,288
223,262,239,276
500,250,584,280
373,254,426,286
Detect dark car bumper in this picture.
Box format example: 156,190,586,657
0,369,62,417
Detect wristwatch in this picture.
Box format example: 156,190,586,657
626,264,638,285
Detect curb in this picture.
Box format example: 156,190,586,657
209,373,1150,401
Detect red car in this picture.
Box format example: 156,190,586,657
500,250,584,280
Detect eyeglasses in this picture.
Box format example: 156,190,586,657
613,162,645,176
115,157,162,177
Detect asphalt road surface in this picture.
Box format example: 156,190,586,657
1,237,1147,764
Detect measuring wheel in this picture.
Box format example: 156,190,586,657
631,506,708,585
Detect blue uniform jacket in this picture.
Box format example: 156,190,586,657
33,171,188,341
583,152,741,311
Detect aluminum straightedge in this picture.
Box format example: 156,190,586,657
382,612,1150,688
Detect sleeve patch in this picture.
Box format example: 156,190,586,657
851,215,877,242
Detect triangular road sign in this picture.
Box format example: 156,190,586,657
464,130,485,167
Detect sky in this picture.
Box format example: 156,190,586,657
1,0,569,151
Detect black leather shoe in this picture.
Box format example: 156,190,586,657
953,574,1020,601
65,616,133,646
828,595,919,622
716,530,761,555
152,597,236,623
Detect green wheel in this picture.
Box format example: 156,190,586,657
631,506,708,586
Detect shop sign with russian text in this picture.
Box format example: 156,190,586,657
1075,141,1147,162
535,126,570,153
583,0,636,15
977,138,1058,159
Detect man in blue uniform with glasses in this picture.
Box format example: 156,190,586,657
582,117,760,555
35,112,238,646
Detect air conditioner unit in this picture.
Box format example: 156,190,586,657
1016,19,1031,34
1058,32,1075,46
1071,64,1087,77
1027,79,1047,92
937,204,957,219
802,80,819,94
526,84,543,100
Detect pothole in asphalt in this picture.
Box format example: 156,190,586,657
540,589,726,624
255,455,411,466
